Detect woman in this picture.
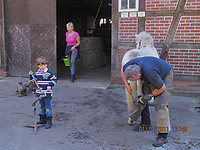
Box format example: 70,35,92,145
65,22,80,82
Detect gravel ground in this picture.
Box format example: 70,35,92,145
0,64,200,150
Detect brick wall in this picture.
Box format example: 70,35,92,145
146,0,178,11
116,0,200,90
119,17,138,42
146,17,172,43
175,16,200,43
118,48,130,70
185,0,200,9
167,49,200,75
0,70,8,77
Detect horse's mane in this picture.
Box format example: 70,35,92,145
135,31,154,49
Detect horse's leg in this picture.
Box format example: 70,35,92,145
126,80,137,125
126,80,137,110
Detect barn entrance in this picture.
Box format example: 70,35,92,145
56,0,111,80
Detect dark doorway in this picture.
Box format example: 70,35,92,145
56,0,111,80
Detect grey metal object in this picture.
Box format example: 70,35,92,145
128,96,146,122
24,93,46,134
24,73,47,134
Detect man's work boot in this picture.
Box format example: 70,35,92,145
45,116,52,129
37,114,46,124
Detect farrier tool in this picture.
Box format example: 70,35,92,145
128,95,146,122
24,72,46,134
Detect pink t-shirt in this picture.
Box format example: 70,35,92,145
65,31,79,51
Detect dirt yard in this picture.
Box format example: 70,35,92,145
0,64,200,150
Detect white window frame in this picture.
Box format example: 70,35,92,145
118,0,139,12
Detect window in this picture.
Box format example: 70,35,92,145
100,18,106,27
118,0,138,12
99,18,112,27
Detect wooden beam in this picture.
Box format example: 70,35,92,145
160,0,187,60
119,42,200,50
146,10,174,17
146,9,200,17
111,0,119,74
137,0,145,33
170,42,200,49
154,42,200,49
182,9,200,16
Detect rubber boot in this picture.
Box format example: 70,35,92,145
37,114,46,124
71,74,75,83
45,116,52,129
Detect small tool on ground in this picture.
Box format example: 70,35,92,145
23,73,46,134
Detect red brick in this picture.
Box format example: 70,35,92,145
151,7,160,10
170,49,179,52
189,50,199,53
174,65,184,68
187,0,196,3
177,26,185,30
193,72,200,75
173,39,185,42
147,4,156,7
170,62,179,66
180,50,189,52
151,1,162,4
189,69,198,71
189,62,198,65
181,16,191,20
180,56,188,59
189,56,199,59
180,62,189,65
170,1,178,3
156,4,164,7
129,18,137,21
180,23,191,27
125,21,132,23
185,40,195,42
191,16,200,20
121,24,129,27
165,3,175,7
179,68,188,71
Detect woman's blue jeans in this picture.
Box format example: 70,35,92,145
67,51,77,75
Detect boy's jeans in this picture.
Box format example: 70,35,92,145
39,96,52,117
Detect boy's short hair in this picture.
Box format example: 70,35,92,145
124,65,140,80
36,57,48,65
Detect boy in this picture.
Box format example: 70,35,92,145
29,57,57,129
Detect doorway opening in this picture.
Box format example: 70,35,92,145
56,0,111,81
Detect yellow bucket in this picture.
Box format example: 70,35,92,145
63,58,70,66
